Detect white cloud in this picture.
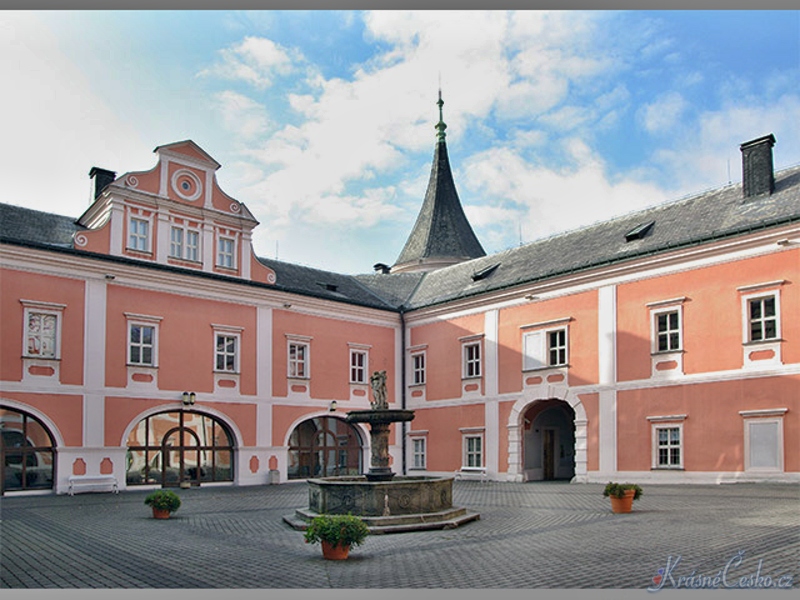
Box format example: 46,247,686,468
199,36,296,89
639,92,688,134
214,91,270,139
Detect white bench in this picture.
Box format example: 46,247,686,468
68,475,119,495
454,466,487,482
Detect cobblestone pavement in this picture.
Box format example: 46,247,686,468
1,480,798,590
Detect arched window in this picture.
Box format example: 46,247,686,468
287,417,363,479
1,407,56,494
126,411,234,487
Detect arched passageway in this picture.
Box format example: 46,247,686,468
287,416,363,480
1,406,56,494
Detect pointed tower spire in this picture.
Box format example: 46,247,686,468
392,92,486,273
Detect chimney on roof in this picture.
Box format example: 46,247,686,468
89,167,117,200
740,134,775,199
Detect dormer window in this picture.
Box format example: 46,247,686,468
471,263,500,282
625,220,655,242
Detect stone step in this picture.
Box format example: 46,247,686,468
283,506,480,534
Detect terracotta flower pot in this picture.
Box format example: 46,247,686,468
152,507,171,520
321,540,350,560
609,489,636,513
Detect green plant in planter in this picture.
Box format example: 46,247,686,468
603,482,643,500
303,513,370,548
144,489,182,514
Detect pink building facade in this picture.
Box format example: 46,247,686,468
1,122,798,495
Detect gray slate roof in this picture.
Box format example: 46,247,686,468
393,138,486,270
398,164,800,309
3,165,799,314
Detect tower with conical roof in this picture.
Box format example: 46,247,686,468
391,92,486,273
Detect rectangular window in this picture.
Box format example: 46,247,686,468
215,334,238,372
749,296,777,342
129,324,155,366
218,237,235,268
412,438,426,469
656,310,681,352
464,435,483,468
288,342,308,378
186,230,199,262
129,218,149,252
412,353,426,385
463,342,481,378
350,349,367,384
170,226,184,258
25,312,58,358
656,426,681,468
522,321,571,370
548,329,567,366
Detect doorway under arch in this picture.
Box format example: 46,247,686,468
1,406,56,494
287,416,364,480
522,399,576,481
125,410,235,487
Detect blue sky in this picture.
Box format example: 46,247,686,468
2,10,798,274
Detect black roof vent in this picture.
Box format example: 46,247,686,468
625,221,655,242
317,282,338,292
471,263,500,282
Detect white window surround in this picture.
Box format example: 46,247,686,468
521,317,572,371
127,214,152,253
739,408,787,472
216,234,237,269
20,299,66,360
647,415,687,470
408,344,427,386
647,297,686,354
212,324,243,373
460,334,483,379
460,427,485,468
408,432,428,470
286,334,312,379
170,222,202,262
125,312,162,368
348,343,370,384
738,281,784,368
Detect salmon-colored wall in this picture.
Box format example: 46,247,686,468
498,290,599,394
104,397,258,447
618,251,799,381
273,405,327,446
77,221,111,254
272,310,396,403
617,376,799,472
408,313,485,401
408,403,485,471
578,393,600,472
0,392,83,446
0,269,85,385
122,165,159,196
105,285,257,394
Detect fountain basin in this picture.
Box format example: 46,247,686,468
283,475,480,534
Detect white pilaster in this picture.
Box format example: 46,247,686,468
485,399,499,477
484,309,499,398
597,285,618,474
156,211,170,263
256,306,272,447
83,279,107,447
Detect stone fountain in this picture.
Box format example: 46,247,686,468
283,371,479,533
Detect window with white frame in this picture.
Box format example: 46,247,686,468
350,348,367,384
522,319,571,370
463,341,481,378
412,352,426,385
464,435,483,468
655,426,682,468
411,437,426,469
215,333,238,372
169,226,183,258
128,217,150,252
217,237,235,269
288,338,310,379
748,296,778,342
169,224,201,261
128,322,156,366
21,300,65,359
655,310,681,352
186,230,200,262
648,415,685,469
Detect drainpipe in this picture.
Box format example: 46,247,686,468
400,305,407,475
